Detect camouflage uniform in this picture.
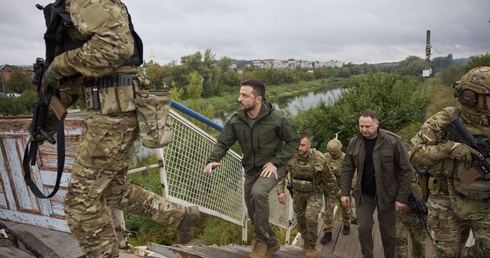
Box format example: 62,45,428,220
410,66,490,258
277,148,337,249
44,1,191,257
396,174,427,258
322,139,356,234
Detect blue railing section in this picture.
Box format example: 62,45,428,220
171,100,223,131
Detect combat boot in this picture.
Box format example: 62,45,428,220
250,241,268,258
320,232,332,244
176,206,200,244
342,224,350,235
265,242,280,258
305,245,317,258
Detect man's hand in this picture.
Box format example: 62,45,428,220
278,192,286,204
204,162,222,176
444,141,483,162
326,201,336,210
260,162,278,179
395,201,406,212
341,196,350,208
42,66,62,93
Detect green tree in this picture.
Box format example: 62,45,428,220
290,72,430,147
145,64,165,89
438,65,465,86
466,53,490,71
6,70,33,93
186,71,203,109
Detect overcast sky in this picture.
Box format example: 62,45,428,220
1,0,488,66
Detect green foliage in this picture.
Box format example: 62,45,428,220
199,216,243,245
466,53,490,71
5,70,33,93
0,89,37,116
290,72,430,148
438,65,466,86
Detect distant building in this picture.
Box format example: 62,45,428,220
251,59,343,69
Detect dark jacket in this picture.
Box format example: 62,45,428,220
340,129,413,211
206,101,300,175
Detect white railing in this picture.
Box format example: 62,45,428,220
129,110,295,244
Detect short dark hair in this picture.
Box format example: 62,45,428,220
358,109,379,121
241,79,265,98
299,131,310,140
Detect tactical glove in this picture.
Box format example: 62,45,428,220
444,141,483,162
42,66,62,93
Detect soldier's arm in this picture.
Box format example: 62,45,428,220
50,1,135,78
410,109,453,167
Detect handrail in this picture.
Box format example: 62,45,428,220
171,100,223,131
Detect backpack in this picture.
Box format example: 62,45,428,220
39,0,143,67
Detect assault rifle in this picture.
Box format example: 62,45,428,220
22,58,67,199
441,109,490,183
407,191,433,241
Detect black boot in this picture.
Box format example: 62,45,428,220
320,232,332,244
342,224,350,235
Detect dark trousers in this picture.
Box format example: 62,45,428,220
357,194,397,258
243,168,283,245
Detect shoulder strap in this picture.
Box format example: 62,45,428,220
22,120,65,199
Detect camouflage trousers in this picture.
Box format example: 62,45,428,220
450,191,490,257
396,210,427,258
293,193,323,245
427,193,470,258
322,191,355,232
64,110,185,258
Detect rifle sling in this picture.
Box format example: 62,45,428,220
22,120,65,199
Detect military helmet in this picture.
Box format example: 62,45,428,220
327,139,342,152
454,66,490,108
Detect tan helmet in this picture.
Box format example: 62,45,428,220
327,139,342,152
454,67,490,125
454,66,490,108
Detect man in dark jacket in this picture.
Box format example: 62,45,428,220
340,109,413,258
204,79,300,258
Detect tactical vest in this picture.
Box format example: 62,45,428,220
40,0,143,68
289,150,324,194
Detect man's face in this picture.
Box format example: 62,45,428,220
329,149,340,157
238,85,259,112
298,137,311,158
359,116,379,139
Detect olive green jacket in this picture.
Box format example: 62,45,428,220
206,101,300,175
341,129,413,211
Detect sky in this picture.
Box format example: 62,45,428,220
0,0,489,66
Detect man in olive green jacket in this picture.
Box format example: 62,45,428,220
340,109,413,258
204,79,300,258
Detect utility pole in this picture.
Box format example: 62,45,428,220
423,30,431,122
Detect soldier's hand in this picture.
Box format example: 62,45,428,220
445,141,483,162
42,66,62,92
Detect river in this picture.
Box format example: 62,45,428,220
213,87,341,125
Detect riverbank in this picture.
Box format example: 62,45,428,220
180,78,345,117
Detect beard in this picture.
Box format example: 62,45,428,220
240,102,256,112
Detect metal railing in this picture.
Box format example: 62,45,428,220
128,101,295,244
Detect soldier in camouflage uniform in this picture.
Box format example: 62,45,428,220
277,132,337,258
40,1,199,257
410,67,490,257
395,167,427,258
321,139,356,244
